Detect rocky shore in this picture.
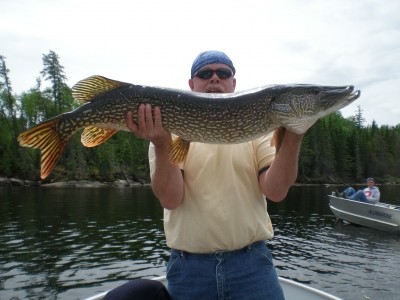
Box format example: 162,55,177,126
2,176,398,188
0,177,150,188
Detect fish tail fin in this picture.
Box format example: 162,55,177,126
17,119,70,179
169,137,190,163
271,127,286,154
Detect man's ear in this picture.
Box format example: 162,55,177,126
188,78,195,91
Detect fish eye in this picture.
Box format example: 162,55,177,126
312,89,320,95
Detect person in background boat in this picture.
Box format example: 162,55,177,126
339,177,380,204
125,50,303,300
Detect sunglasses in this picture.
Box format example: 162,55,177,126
194,68,233,80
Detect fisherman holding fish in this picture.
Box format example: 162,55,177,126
125,50,303,300
17,48,359,298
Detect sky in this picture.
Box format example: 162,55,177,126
1,0,399,126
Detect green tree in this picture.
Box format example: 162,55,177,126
354,105,365,129
20,78,55,127
0,55,21,175
40,50,71,115
0,55,18,139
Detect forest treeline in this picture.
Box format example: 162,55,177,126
1,51,399,184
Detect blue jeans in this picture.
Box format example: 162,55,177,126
166,241,284,300
343,187,368,203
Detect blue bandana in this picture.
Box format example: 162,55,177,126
191,50,236,78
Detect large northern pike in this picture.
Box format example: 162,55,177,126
17,75,360,179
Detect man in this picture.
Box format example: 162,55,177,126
126,50,303,299
341,177,380,204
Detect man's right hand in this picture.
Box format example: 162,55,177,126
125,104,171,147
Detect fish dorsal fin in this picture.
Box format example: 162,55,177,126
169,137,191,163
81,126,117,147
72,75,125,104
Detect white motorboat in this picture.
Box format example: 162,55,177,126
84,275,342,300
328,194,400,232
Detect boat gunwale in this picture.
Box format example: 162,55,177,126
83,275,343,300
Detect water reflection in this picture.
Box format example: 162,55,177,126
1,185,399,299
0,187,168,299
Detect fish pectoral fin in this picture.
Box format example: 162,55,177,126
169,137,190,164
72,75,126,104
81,126,118,147
17,119,69,179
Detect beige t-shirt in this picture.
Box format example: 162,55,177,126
149,132,276,253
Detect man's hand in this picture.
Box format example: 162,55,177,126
125,104,171,147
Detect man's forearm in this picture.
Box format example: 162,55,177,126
151,144,184,210
260,130,303,202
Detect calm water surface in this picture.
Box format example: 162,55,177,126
1,185,399,300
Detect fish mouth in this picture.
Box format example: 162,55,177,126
319,85,361,110
321,85,360,99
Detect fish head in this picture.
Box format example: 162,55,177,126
269,84,360,134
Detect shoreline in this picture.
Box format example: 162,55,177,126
2,176,399,188
0,177,150,188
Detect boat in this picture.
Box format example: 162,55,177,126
328,193,400,232
84,275,342,300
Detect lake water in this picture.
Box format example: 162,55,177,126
1,185,399,300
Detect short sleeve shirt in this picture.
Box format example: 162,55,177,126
149,131,276,253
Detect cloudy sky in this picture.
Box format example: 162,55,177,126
1,0,399,126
